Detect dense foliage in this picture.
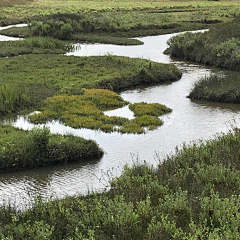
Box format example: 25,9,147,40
0,123,103,172
2,129,240,238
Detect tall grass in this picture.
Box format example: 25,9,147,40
0,84,30,115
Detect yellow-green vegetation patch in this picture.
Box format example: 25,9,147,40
0,123,103,172
30,89,130,133
30,89,172,134
129,102,172,117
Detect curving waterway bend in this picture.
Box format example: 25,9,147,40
1,26,240,208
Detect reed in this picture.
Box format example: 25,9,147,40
167,18,240,71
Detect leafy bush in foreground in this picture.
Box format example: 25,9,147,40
2,129,240,239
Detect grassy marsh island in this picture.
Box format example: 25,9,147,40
0,123,103,172
2,129,240,239
30,89,172,134
0,54,181,115
0,0,239,45
166,18,240,103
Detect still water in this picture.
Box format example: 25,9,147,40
1,27,240,208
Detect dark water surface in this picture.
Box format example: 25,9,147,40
1,27,240,208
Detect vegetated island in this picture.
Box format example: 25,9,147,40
1,128,240,239
166,18,240,103
30,89,172,134
0,123,103,172
0,54,181,116
1,0,238,45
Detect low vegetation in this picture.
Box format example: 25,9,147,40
129,102,172,117
189,73,240,103
30,89,171,134
1,128,240,238
166,18,240,71
0,123,103,172
0,37,73,57
0,54,181,115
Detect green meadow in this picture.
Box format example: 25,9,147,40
1,0,239,44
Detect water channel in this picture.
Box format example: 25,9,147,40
1,25,240,208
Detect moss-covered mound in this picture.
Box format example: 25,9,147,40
30,89,172,134
0,123,103,172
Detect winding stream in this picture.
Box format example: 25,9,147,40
1,26,240,208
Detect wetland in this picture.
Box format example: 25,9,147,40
1,1,240,239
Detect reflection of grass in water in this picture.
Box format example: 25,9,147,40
189,72,240,103
30,89,172,134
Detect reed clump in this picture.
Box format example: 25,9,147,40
189,73,240,103
2,129,240,239
0,123,103,172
